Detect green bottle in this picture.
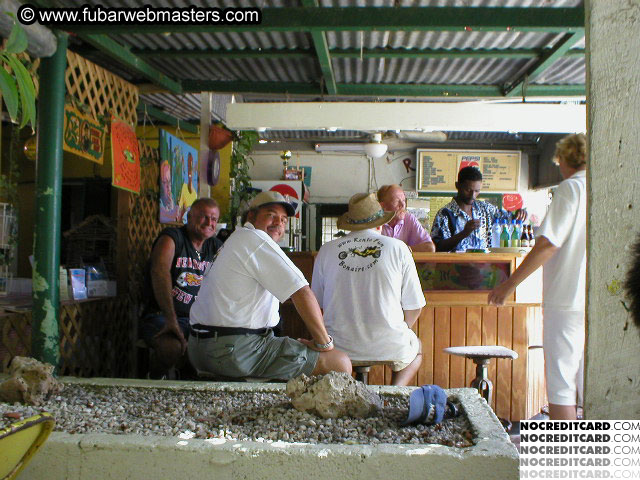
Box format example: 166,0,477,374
500,220,510,247
510,220,520,247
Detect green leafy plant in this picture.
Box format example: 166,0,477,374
226,130,259,228
0,13,37,130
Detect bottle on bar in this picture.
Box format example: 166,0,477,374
521,222,530,247
510,219,520,247
500,219,510,247
528,225,536,247
491,219,502,248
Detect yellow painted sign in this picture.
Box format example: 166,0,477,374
63,104,106,164
416,149,520,192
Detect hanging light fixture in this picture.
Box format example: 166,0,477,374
363,133,388,158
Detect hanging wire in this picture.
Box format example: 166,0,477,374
372,157,379,191
522,74,529,103
138,104,158,142
175,118,186,142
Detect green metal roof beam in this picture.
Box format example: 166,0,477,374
338,83,586,97
137,102,198,134
301,0,337,95
129,47,585,60
181,80,585,97
80,34,183,94
504,31,585,97
332,47,586,59
62,7,585,34
308,32,337,94
338,84,503,97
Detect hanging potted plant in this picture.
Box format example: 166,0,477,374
208,123,233,151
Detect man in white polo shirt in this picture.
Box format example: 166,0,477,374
189,191,351,380
311,192,426,386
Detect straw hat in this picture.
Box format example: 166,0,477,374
337,193,395,231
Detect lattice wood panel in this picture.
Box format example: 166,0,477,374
0,313,32,372
58,297,131,377
125,142,163,308
66,50,138,126
1,297,132,377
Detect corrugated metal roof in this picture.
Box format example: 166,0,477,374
532,56,585,84
333,57,532,84
59,0,586,133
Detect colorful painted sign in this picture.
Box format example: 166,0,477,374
63,104,106,164
110,117,140,194
159,129,199,224
416,261,510,291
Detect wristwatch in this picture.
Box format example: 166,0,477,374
314,335,333,350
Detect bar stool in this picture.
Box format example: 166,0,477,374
443,346,518,406
351,360,395,384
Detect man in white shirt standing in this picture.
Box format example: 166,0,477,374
311,192,426,386
189,191,351,380
489,134,587,420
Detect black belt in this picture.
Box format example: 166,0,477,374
190,324,269,339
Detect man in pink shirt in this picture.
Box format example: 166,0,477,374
377,184,436,252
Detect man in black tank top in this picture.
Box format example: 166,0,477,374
140,198,222,379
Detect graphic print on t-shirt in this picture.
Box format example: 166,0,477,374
336,236,384,272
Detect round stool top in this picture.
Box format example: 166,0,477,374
443,345,518,360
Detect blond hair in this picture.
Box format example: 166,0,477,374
554,133,587,169
376,184,402,203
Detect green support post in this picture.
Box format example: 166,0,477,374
32,32,68,368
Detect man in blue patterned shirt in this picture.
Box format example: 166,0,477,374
430,166,499,252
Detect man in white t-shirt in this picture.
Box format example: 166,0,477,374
188,191,351,380
489,133,587,420
311,192,426,386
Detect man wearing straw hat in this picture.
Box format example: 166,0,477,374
311,193,426,386
189,191,351,380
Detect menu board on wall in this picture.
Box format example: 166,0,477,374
416,149,521,192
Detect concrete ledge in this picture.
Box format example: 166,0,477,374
20,377,518,480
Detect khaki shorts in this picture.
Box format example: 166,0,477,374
389,331,422,372
188,329,319,380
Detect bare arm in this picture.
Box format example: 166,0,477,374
150,236,186,352
488,236,558,306
290,285,333,352
403,308,422,329
411,241,436,252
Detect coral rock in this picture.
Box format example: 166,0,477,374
286,371,382,419
0,356,61,405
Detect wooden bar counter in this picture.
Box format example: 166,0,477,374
282,251,546,422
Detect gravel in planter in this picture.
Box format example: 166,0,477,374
1,384,474,447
